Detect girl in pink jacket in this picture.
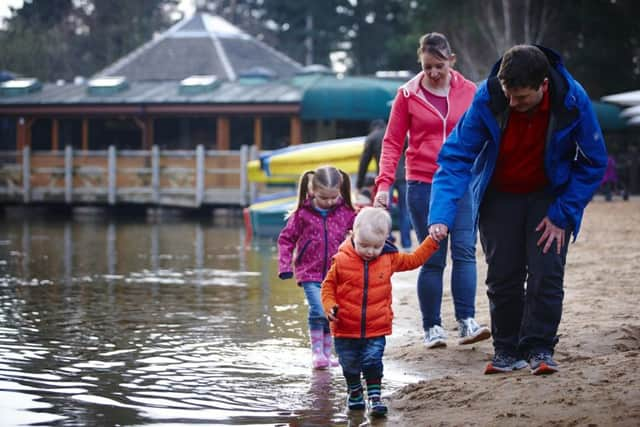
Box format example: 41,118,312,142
374,33,491,349
278,166,356,369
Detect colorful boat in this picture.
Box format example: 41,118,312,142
247,136,376,184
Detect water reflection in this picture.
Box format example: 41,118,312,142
0,209,401,426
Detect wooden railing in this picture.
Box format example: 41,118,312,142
0,145,256,208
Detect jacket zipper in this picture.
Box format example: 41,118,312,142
322,216,328,277
361,261,369,339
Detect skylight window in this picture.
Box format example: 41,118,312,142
179,75,220,95
0,78,42,96
87,76,129,95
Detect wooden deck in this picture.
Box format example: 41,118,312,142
0,145,257,208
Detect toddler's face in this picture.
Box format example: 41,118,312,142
354,230,386,261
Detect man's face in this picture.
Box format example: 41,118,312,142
500,78,548,113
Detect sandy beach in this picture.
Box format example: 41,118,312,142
384,197,640,426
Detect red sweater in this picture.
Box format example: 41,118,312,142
492,89,550,193
376,70,476,191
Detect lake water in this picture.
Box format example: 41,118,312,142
0,207,411,426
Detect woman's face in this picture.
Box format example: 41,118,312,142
420,51,454,89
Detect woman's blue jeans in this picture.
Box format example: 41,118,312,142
302,281,329,332
407,181,477,330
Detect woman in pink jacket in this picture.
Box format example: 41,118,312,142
374,32,490,349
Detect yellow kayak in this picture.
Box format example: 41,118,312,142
247,136,376,183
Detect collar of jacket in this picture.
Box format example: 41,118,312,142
402,69,467,96
301,197,345,214
346,237,399,258
486,45,578,130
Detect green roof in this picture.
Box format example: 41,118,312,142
592,101,627,132
298,75,402,121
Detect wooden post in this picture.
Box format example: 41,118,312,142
51,119,59,151
16,117,26,151
151,145,160,204
253,117,262,150
195,144,205,207
290,116,301,145
240,144,248,205
81,118,89,152
248,144,258,204
65,145,73,203
22,145,30,203
145,117,154,149
108,145,117,205
216,117,230,150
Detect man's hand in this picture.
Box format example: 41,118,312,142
327,305,339,322
428,223,449,242
373,190,389,208
536,216,565,254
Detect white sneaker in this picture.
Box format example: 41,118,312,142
423,325,447,349
458,318,491,345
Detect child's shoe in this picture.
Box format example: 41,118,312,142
346,391,365,411
323,331,340,367
310,330,329,369
368,397,388,417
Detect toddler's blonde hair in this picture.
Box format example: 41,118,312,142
353,207,391,240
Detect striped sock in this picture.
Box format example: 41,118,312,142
365,377,381,400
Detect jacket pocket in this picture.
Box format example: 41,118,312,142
294,240,312,265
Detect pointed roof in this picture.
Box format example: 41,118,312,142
95,12,303,81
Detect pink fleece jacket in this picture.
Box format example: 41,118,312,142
376,70,476,191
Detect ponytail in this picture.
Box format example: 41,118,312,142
338,169,354,211
287,170,314,218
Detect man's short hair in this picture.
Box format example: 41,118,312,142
353,207,391,239
497,45,550,90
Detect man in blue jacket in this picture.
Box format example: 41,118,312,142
427,45,607,375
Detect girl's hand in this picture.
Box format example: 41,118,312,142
327,305,339,321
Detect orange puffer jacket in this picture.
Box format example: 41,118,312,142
321,236,438,338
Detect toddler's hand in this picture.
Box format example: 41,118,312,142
327,305,339,321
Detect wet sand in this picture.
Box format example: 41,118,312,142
384,197,640,426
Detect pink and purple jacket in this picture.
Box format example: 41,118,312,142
278,198,356,284
375,70,476,192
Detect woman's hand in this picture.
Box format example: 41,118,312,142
373,190,389,208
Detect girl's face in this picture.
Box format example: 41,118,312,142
311,185,341,210
420,51,454,89
353,230,386,261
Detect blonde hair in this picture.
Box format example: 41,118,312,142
353,207,391,239
288,165,354,217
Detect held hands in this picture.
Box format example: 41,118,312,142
327,305,339,322
428,223,449,242
373,190,389,209
536,216,565,254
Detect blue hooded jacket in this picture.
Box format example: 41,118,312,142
428,46,607,239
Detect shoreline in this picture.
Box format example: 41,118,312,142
383,198,640,426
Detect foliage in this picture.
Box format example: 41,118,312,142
0,0,638,96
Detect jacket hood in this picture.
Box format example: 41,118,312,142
483,45,577,126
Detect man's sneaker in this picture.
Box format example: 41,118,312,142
529,352,559,375
484,353,529,374
346,392,365,411
423,325,447,349
368,397,388,418
458,318,491,345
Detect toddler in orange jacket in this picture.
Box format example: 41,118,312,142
321,207,438,417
